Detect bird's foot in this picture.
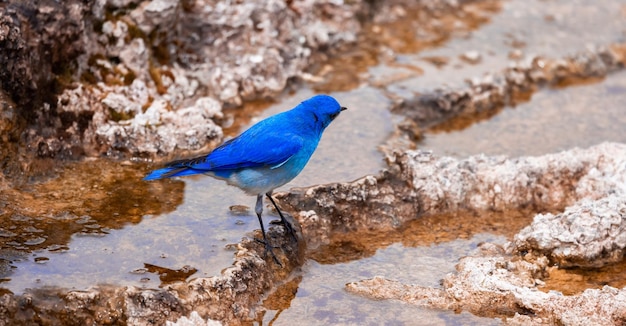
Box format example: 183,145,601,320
266,194,299,242
270,215,298,242
254,238,282,267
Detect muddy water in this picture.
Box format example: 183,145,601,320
263,209,535,325
386,0,626,93
421,68,626,296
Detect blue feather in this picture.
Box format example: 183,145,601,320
144,94,345,191
143,94,346,262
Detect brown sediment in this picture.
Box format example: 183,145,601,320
310,0,502,93
277,142,612,251
221,99,276,138
0,0,507,177
394,44,626,132
308,209,536,264
0,160,183,254
0,230,304,325
2,0,626,324
338,143,626,324
541,258,626,296
254,274,303,324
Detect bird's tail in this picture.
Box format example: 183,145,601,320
144,167,203,181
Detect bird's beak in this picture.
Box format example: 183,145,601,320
340,107,347,111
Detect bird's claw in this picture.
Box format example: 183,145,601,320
254,238,282,267
269,218,298,242
266,194,299,243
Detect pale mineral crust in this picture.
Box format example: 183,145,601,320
278,142,626,249
0,0,501,172
346,244,626,325
1,0,625,162
0,0,366,164
2,0,626,324
0,232,303,326
393,44,626,128
337,143,626,325
512,195,626,268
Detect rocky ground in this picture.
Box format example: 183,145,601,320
2,0,626,324
0,0,363,174
1,0,471,169
342,142,626,325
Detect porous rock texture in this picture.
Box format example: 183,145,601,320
512,195,626,268
278,142,626,250
3,0,626,324
346,244,626,325
0,231,303,326
331,142,626,325
0,0,366,166
0,0,500,166
393,44,626,128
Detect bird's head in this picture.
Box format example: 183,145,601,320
299,94,347,130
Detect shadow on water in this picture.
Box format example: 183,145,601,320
261,0,626,322
541,258,626,296
426,89,535,134
260,213,510,325
425,76,605,135
0,160,184,250
0,0,504,307
419,71,626,158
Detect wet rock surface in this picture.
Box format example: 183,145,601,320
278,143,625,249
346,245,626,325
0,0,512,165
342,143,626,324
513,195,626,268
393,44,626,129
0,0,92,180
0,231,303,325
0,0,365,168
2,0,626,324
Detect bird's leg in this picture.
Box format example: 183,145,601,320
255,194,281,266
266,192,298,242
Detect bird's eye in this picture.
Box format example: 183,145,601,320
330,112,339,120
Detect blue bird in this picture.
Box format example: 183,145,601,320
144,94,346,264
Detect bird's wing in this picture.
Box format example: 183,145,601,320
168,132,304,171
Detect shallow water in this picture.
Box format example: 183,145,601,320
2,86,393,293
263,236,502,326
265,209,535,325
269,0,626,323
386,0,626,92
2,0,626,324
420,71,626,158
